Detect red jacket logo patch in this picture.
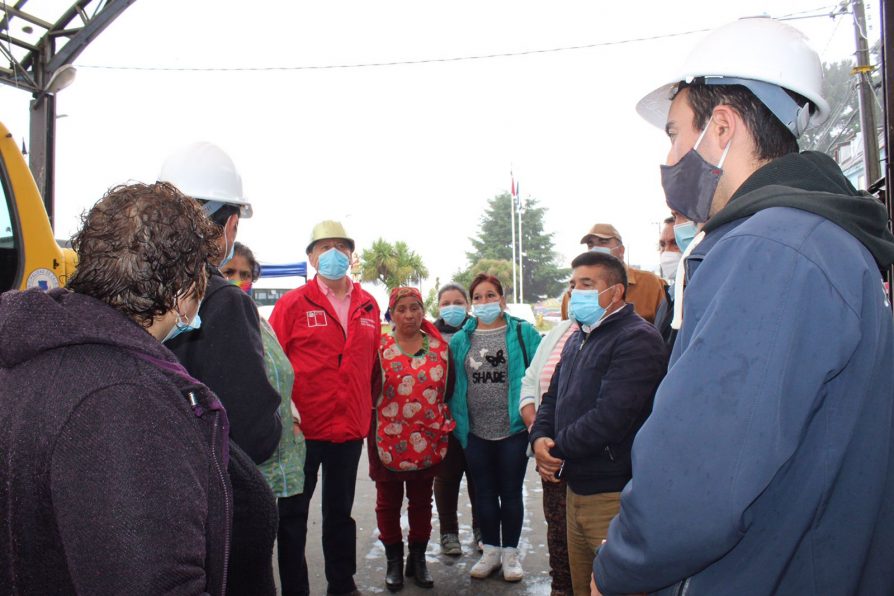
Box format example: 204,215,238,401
306,310,328,327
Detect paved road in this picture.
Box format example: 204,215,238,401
275,444,554,595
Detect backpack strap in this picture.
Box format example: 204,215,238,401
516,321,530,369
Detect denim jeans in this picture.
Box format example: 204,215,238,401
464,431,529,548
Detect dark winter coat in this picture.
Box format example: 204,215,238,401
167,269,279,595
0,288,231,595
530,304,667,495
168,269,283,464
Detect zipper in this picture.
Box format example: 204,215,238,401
568,330,592,373
674,578,692,596
604,445,615,462
209,410,230,596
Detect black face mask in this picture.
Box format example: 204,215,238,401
659,120,731,223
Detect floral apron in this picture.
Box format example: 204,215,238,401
376,332,455,471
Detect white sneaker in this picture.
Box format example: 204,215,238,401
501,547,524,582
470,544,502,579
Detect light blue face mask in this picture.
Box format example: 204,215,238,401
318,248,350,280
674,221,698,253
439,304,467,327
163,300,203,343
472,302,502,325
589,246,614,255
569,287,613,327
219,225,236,268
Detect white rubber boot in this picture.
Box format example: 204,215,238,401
470,544,502,579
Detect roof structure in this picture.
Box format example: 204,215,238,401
0,0,135,94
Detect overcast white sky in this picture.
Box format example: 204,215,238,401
0,1,880,305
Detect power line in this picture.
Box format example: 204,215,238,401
80,27,712,72
78,12,845,73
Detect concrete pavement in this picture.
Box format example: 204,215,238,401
276,444,555,595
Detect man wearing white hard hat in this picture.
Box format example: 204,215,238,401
593,17,894,595
161,142,283,594
270,220,380,596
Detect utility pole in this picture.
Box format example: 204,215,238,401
852,0,881,186
880,0,894,310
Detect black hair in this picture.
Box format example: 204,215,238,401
233,241,262,282
663,215,675,225
675,81,801,161
207,203,240,228
437,283,469,303
570,251,628,299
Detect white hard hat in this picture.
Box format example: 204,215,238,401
158,142,253,218
637,17,830,138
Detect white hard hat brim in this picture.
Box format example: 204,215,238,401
635,77,830,137
636,82,678,132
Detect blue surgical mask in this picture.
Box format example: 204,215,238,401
589,246,614,255
659,117,732,223
472,302,502,325
439,304,467,327
163,300,203,343
569,288,613,328
219,226,236,267
317,248,350,280
674,221,698,253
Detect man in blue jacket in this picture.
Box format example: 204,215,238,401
593,17,894,595
530,251,666,595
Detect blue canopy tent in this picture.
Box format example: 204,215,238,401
259,262,307,280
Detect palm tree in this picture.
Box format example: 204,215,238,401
360,238,428,291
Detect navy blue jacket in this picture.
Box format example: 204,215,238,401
530,303,667,495
595,153,894,595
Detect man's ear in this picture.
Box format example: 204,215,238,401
710,104,738,150
614,283,626,304
227,213,240,237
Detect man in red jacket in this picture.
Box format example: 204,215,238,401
270,220,381,596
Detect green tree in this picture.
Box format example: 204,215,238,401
360,238,429,291
462,193,566,301
424,276,441,318
454,258,516,298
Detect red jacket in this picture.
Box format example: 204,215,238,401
269,276,380,442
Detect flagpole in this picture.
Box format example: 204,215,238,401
510,173,518,303
518,195,524,304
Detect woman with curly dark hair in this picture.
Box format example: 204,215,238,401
0,182,233,594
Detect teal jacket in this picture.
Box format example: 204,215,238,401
448,312,542,448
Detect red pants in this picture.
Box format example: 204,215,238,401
375,477,435,545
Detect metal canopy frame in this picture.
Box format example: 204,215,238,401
0,0,136,226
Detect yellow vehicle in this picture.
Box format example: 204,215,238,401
0,121,76,292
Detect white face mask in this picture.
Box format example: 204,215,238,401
659,251,682,281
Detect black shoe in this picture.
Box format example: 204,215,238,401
406,542,433,589
384,542,404,592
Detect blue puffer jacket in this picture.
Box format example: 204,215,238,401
530,304,667,495
595,152,894,596
449,312,541,447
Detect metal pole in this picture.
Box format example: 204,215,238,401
28,91,55,229
518,201,524,304
881,0,894,309
509,192,517,303
853,0,882,187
